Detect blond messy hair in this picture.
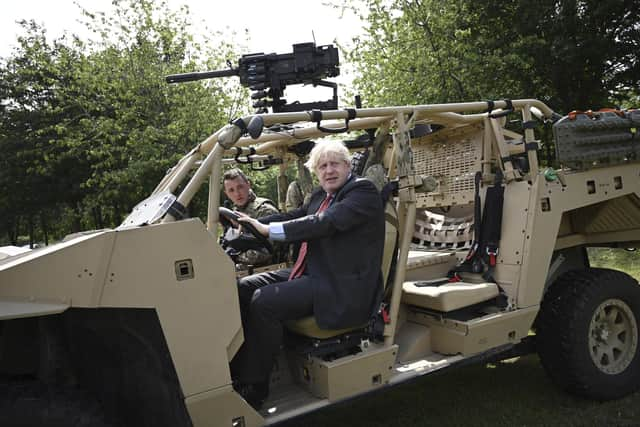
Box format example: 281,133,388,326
304,140,351,173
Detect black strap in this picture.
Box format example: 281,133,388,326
469,171,483,260
483,171,504,280
310,110,323,123
381,181,399,205
522,120,537,130
413,278,451,287
485,100,495,115
504,99,513,111
233,146,256,164
289,140,315,157
480,171,504,282
168,200,187,220
489,99,514,119
449,170,505,283
525,142,539,152
311,109,356,134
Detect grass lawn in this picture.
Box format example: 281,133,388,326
281,251,640,427
280,354,640,427
589,248,640,279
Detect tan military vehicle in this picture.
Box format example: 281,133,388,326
1,99,639,426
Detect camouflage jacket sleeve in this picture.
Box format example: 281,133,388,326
255,199,279,218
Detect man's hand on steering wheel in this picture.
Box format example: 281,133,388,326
218,207,273,253
236,212,269,237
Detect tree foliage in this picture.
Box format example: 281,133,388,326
346,0,640,113
6,0,639,246
0,0,243,245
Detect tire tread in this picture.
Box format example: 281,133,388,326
537,268,640,400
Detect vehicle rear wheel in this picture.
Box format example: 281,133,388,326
536,268,640,400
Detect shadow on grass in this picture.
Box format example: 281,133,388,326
278,354,640,427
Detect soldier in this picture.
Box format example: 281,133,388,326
285,158,314,212
223,168,279,267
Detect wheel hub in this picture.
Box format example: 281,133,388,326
589,298,638,375
593,324,610,343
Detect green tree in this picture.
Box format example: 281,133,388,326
69,0,241,228
0,22,87,245
0,0,244,245
346,0,640,113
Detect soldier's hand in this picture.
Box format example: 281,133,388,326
236,212,269,237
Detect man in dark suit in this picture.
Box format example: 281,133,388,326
233,140,385,409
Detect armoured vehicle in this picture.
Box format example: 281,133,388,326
1,99,639,426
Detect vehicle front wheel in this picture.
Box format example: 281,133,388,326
0,378,112,426
536,268,640,400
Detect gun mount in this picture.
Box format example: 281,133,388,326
166,42,340,113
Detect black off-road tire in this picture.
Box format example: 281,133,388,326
0,378,112,427
537,268,640,400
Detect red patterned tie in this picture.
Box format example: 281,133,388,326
288,194,333,280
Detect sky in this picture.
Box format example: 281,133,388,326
0,0,365,104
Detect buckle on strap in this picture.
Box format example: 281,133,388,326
486,245,499,266
378,302,390,324
465,242,479,261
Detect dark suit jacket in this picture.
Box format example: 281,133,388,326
259,176,385,329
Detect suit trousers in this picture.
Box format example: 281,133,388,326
233,268,314,384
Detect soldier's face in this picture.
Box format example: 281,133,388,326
316,155,350,194
224,177,251,207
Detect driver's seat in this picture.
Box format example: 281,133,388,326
284,200,398,339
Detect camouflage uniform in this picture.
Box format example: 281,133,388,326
285,181,305,212
285,159,313,211
234,191,278,267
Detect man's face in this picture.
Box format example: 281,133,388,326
224,176,251,207
316,155,350,194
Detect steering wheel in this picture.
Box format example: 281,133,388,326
218,207,273,253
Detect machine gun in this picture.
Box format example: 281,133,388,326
165,42,340,113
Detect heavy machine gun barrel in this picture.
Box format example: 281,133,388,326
165,69,239,84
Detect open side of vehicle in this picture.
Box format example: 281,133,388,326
1,100,639,427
